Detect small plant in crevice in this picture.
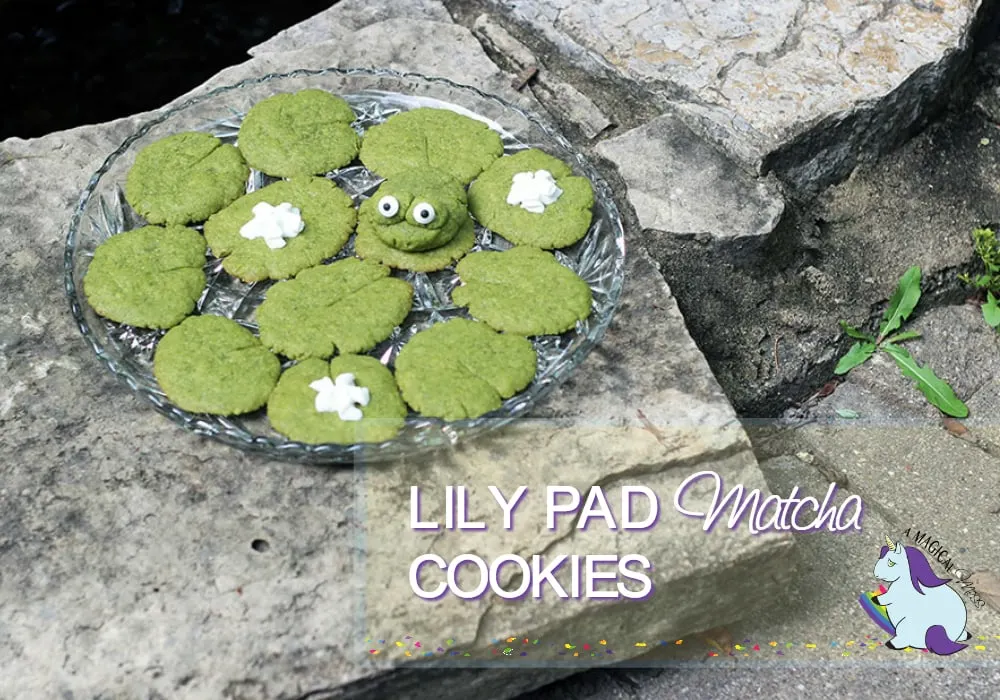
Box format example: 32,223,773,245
959,226,1000,329
835,265,969,418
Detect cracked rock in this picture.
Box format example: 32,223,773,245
595,113,785,242
487,0,990,191
472,14,613,139
248,0,455,55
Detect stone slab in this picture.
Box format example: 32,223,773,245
751,299,1000,608
0,7,794,700
595,113,785,242
249,0,456,55
191,16,526,111
746,456,1000,657
737,426,1000,657
471,14,613,140
364,430,792,665
534,36,1000,699
789,423,1000,542
636,101,1000,417
483,0,991,192
702,302,1000,681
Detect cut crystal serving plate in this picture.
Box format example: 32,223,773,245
64,67,626,464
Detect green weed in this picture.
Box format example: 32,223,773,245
836,266,968,418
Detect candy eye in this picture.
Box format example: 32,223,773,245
377,195,400,218
412,202,436,225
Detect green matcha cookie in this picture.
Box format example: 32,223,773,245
267,355,407,445
125,132,249,226
359,108,503,185
452,247,592,335
358,170,468,252
238,90,360,178
153,315,281,415
468,149,594,249
83,225,207,329
394,318,537,421
355,215,476,272
203,177,356,282
256,258,413,360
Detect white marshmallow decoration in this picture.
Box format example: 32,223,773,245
309,373,371,421
506,170,563,214
239,202,305,249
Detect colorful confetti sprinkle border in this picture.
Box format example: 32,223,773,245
363,633,1000,660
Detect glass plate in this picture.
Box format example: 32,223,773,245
65,67,626,465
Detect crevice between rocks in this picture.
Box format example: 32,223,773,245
441,0,666,137
780,283,981,420
644,82,1000,417
942,417,1000,463
767,0,1000,197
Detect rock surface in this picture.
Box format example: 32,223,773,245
641,100,1000,417
521,443,1000,698
770,302,1000,525
0,3,794,698
186,15,523,109
480,0,995,192
531,6,1000,697
249,0,456,55
595,113,784,242
738,300,1000,657
470,14,614,140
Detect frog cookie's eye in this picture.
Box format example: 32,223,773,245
887,561,896,567
412,202,436,225
377,195,400,218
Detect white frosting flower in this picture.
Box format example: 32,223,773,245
309,373,370,422
239,202,305,249
506,170,563,214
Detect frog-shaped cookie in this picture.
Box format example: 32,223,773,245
355,169,477,272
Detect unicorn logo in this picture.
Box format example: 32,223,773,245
863,534,971,654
